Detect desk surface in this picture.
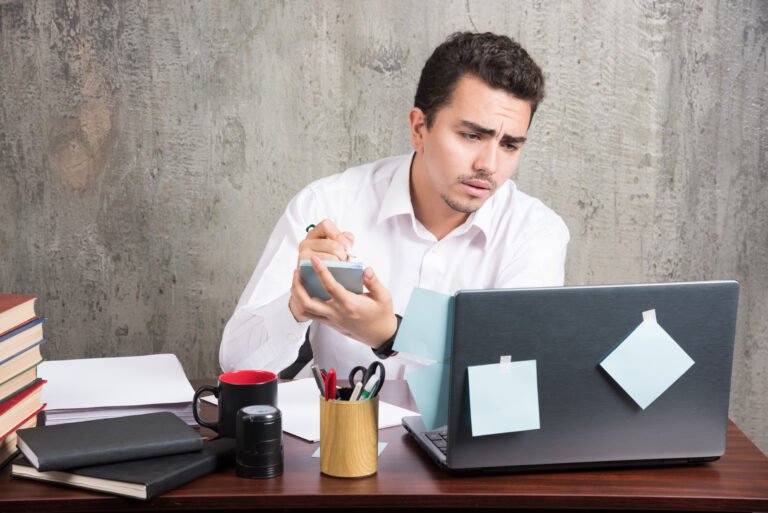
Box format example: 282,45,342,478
1,381,766,512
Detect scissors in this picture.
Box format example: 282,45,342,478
348,361,385,398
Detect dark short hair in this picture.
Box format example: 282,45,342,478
414,32,545,128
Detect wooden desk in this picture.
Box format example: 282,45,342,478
0,381,766,512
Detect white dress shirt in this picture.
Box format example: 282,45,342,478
219,154,569,380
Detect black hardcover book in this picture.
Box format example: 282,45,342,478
11,437,236,500
16,412,203,471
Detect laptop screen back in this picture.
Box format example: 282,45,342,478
446,281,739,471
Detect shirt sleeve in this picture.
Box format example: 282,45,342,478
495,214,570,288
218,186,320,374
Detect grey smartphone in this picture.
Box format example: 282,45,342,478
299,260,364,300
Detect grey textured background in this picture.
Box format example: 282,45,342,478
1,1,766,452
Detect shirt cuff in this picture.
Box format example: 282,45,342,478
371,314,402,360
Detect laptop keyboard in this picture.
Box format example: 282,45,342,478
426,431,449,454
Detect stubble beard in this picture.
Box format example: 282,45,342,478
441,173,497,214
441,193,481,214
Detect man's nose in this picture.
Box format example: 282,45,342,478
473,140,498,175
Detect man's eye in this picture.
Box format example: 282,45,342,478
462,132,480,141
503,143,519,152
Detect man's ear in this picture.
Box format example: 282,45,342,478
409,108,427,153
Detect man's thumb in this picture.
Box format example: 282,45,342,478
363,267,383,297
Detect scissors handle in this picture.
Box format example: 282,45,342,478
348,366,368,387
367,361,385,384
348,362,385,397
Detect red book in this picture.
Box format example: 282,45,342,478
0,416,36,469
0,295,37,337
0,379,46,440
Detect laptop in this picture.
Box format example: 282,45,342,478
402,281,740,474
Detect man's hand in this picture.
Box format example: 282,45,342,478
298,219,354,262
289,218,355,323
288,256,398,349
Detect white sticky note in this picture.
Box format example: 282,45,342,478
600,309,694,409
467,360,540,437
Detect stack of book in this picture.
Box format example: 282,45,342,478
11,413,235,500
0,294,48,468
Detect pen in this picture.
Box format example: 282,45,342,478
358,375,380,400
311,364,325,395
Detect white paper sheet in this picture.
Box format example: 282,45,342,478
40,354,195,409
277,378,417,442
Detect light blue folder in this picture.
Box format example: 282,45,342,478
394,288,453,430
393,288,453,362
404,363,450,431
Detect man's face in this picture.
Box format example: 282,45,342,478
410,74,532,216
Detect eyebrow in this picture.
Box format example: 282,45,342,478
457,120,527,145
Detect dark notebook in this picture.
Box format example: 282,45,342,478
16,412,203,471
11,437,236,500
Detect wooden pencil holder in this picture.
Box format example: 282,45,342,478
319,396,379,478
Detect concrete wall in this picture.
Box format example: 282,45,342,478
1,1,766,452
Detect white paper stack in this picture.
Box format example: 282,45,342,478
39,354,196,426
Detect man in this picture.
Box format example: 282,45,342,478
220,32,569,380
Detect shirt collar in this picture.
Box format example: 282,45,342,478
377,153,416,224
443,180,517,249
376,152,515,249
464,181,515,249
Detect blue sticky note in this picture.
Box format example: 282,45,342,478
393,288,453,362
467,359,540,437
600,310,694,409
405,363,450,430
299,260,363,300
313,442,387,458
